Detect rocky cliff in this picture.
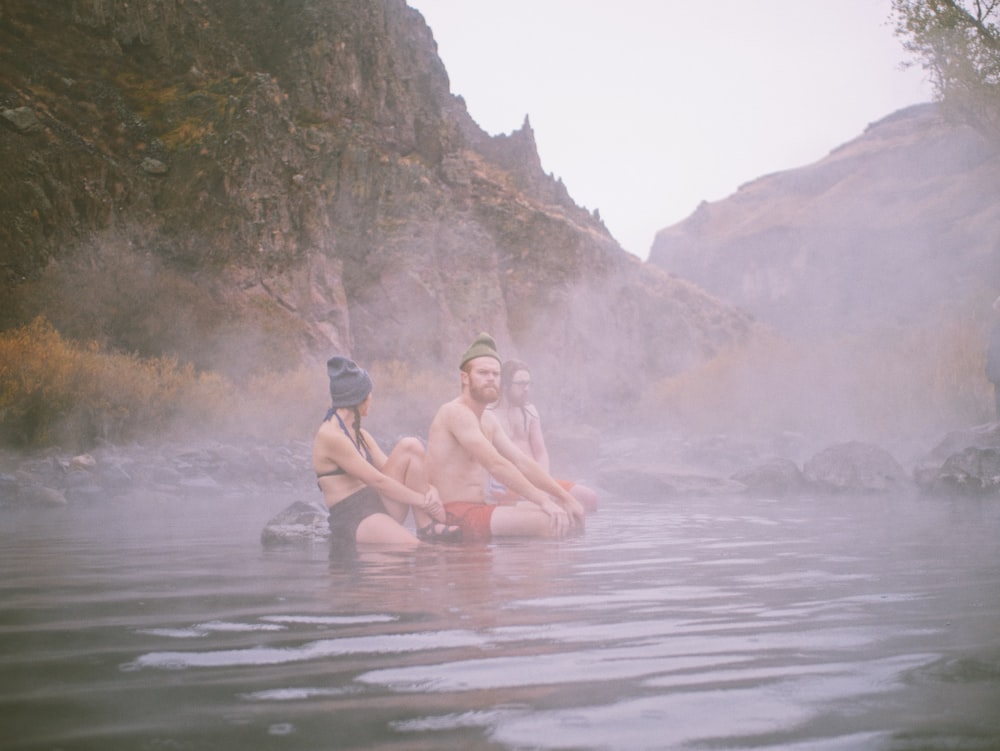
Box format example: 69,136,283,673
0,0,750,423
649,104,1000,340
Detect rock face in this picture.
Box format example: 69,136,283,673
0,0,750,419
649,104,1000,341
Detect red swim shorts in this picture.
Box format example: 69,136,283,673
487,478,576,504
444,501,496,542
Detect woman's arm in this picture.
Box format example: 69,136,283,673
319,427,443,520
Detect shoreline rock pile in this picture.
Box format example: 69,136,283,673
4,424,999,546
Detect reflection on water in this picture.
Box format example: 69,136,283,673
1,489,999,750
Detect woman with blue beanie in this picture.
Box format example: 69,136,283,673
313,356,461,547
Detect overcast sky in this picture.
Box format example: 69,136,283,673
406,0,935,258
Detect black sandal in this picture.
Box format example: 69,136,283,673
417,522,463,544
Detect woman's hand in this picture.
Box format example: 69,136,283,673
420,487,446,522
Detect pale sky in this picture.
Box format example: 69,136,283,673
406,1,934,258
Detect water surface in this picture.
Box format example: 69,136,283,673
2,488,999,750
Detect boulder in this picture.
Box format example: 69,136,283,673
803,441,910,494
17,484,69,508
913,422,1000,491
260,500,330,546
731,457,806,497
1,106,42,133
923,446,1000,497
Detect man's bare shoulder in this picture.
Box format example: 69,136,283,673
480,408,501,431
431,398,475,431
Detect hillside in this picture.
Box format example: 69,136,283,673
649,104,1000,339
646,104,1000,448
0,0,750,427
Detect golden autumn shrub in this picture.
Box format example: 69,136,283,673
0,318,236,447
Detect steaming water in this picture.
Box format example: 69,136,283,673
2,488,999,751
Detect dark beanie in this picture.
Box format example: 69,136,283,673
459,332,501,370
327,356,373,408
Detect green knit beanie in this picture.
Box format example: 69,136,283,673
459,332,501,370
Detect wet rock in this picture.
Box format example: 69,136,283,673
93,461,135,492
70,453,97,470
731,457,806,497
913,422,1000,491
803,441,910,494
18,484,68,508
925,446,1000,497
260,500,330,546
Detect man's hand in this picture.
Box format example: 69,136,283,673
556,491,586,526
540,498,571,538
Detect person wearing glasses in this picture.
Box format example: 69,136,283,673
488,358,599,512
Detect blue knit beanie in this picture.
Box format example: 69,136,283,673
327,356,373,408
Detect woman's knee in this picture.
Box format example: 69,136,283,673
394,436,424,458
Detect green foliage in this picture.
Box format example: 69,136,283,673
893,0,1000,140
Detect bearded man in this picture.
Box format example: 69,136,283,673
426,333,585,542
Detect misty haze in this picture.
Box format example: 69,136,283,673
2,2,1000,750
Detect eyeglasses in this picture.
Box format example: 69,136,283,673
511,380,531,388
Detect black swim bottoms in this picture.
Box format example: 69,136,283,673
327,486,386,545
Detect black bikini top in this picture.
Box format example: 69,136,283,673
316,409,373,479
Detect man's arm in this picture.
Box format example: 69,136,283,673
445,404,559,508
488,413,585,523
524,405,551,473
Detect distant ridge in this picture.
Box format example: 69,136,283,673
649,103,1000,339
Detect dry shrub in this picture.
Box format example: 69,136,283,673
365,360,454,440
218,363,329,442
0,318,454,450
6,239,307,382
0,317,237,447
644,311,993,449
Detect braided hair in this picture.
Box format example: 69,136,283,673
351,406,372,458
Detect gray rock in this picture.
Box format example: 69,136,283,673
803,441,910,494
1,106,42,133
731,457,805,497
260,500,330,546
913,422,1000,490
18,484,68,508
928,446,1000,497
140,157,168,175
